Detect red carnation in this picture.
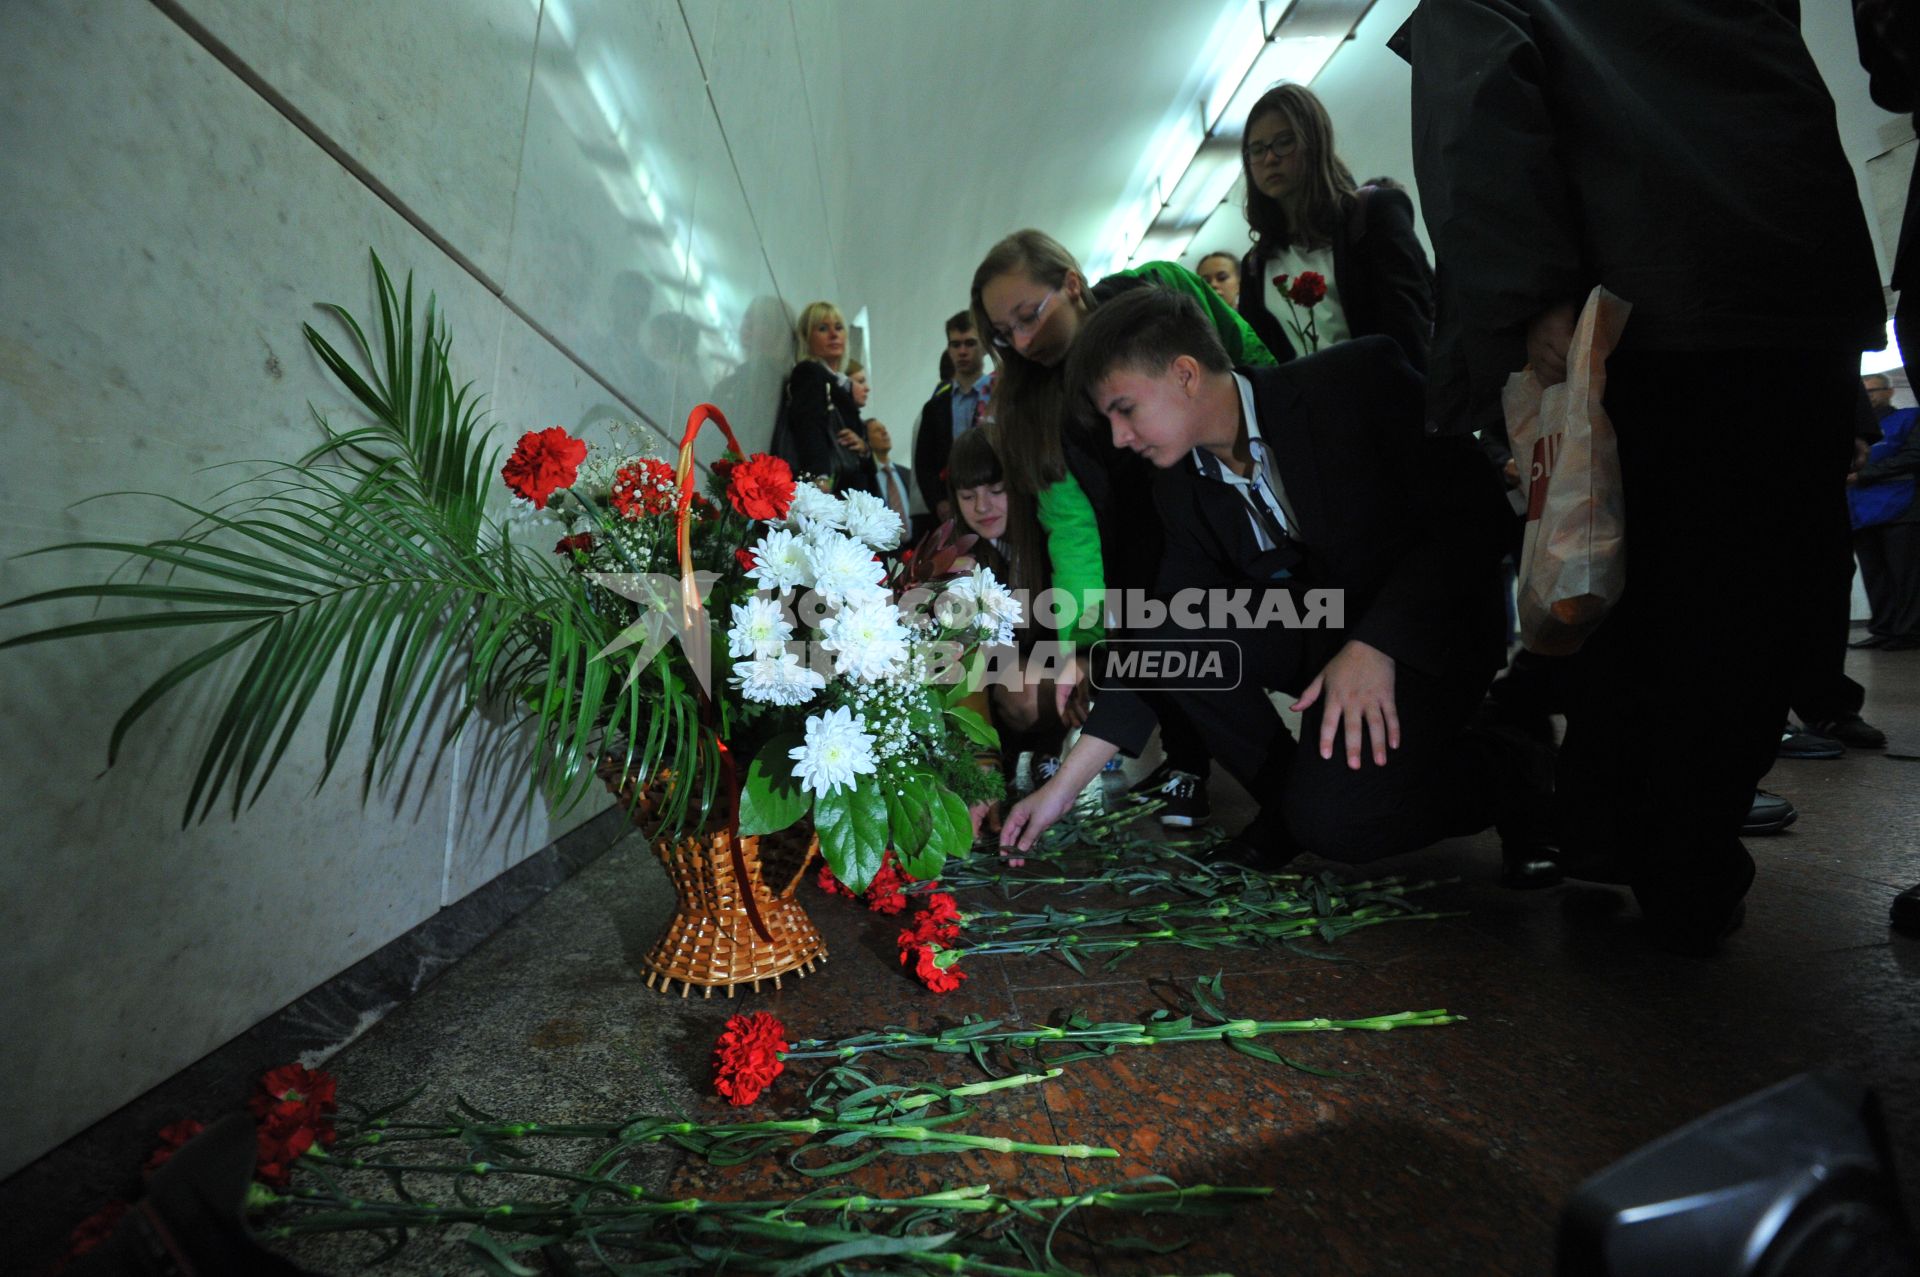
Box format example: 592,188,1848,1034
1287,271,1327,307
735,547,757,572
64,1200,129,1261
711,457,736,482
502,427,587,509
1271,273,1289,294
611,459,678,520
904,941,966,993
817,862,854,897
555,532,594,556
728,453,797,522
865,853,911,915
712,1011,789,1107
248,1063,338,1123
253,1112,319,1187
142,1119,206,1175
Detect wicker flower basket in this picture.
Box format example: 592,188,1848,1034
599,760,827,998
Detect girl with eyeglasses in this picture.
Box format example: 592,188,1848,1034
1236,83,1435,374
968,230,1276,826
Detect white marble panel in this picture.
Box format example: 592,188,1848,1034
0,0,520,1177
505,0,709,444
172,0,541,285
689,0,842,309
788,1,853,303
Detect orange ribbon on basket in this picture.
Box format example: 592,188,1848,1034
670,405,772,944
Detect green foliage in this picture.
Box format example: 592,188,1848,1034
0,251,714,830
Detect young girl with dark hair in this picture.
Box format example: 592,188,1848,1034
1235,83,1435,373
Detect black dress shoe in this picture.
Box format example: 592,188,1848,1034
1500,844,1564,889
1778,726,1844,759
1741,789,1798,836
1849,633,1891,649
1808,714,1888,750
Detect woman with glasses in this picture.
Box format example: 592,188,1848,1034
968,229,1276,827
777,301,877,495
1236,83,1434,373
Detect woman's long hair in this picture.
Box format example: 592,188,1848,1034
1239,83,1358,253
947,427,1048,602
968,230,1078,497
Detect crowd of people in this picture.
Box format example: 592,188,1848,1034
756,0,1919,956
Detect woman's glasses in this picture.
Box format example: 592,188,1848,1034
1244,134,1300,164
989,287,1060,349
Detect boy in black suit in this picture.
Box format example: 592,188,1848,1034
1000,287,1554,881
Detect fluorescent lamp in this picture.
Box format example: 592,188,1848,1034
1155,144,1243,231
1861,318,1903,375
1212,35,1342,136
1202,1,1269,133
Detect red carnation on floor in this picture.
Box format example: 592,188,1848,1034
728,453,797,522
142,1118,206,1175
248,1063,338,1123
554,532,594,556
502,426,587,508
904,941,967,993
865,853,911,915
254,1111,320,1187
712,1011,789,1106
63,1200,129,1261
611,458,679,520
817,862,854,897
1287,271,1327,307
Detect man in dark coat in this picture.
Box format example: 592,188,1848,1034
1399,0,1886,951
1000,288,1553,880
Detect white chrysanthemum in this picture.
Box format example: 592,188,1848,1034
838,489,903,551
819,600,911,681
967,565,1022,646
727,595,793,659
730,649,825,706
789,705,878,796
786,483,845,534
746,528,812,593
806,533,888,607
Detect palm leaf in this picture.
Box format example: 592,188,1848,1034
0,252,708,829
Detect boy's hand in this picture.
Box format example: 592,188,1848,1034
999,781,1075,859
1291,639,1400,769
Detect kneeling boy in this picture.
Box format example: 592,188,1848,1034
999,287,1551,875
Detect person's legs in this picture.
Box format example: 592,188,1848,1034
1790,504,1872,734
1279,660,1509,862
1559,348,1856,946
1881,522,1920,641
1856,526,1898,644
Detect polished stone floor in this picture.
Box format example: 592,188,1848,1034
262,646,1920,1276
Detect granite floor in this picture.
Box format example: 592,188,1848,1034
245,647,1918,1274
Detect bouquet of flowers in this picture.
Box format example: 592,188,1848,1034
0,254,1008,892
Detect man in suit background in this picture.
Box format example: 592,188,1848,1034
866,422,917,539
1000,288,1554,882
914,310,995,525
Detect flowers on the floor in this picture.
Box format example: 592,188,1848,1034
711,1010,789,1107
140,1118,206,1175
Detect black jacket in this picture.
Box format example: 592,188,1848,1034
1084,337,1510,753
1237,185,1435,375
1401,0,1886,433
914,383,957,513
779,361,876,496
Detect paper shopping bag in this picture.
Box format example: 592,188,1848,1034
1502,286,1631,656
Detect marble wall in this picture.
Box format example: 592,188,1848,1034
0,0,852,1178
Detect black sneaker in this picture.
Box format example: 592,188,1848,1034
1741,789,1798,836
1778,725,1844,759
1134,767,1210,827
1807,714,1887,750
